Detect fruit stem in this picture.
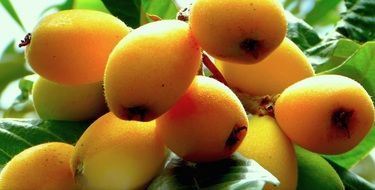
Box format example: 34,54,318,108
18,33,31,47
202,53,228,86
235,90,279,117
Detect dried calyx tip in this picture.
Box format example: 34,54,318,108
240,39,260,59
19,33,31,47
226,125,247,148
126,106,149,121
332,108,353,138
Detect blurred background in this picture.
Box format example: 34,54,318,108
0,0,374,183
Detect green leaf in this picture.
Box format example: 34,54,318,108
323,125,375,169
101,0,178,29
0,42,32,96
326,159,375,190
0,119,90,168
73,0,109,12
308,38,361,73
142,0,178,23
286,11,322,51
304,0,342,26
0,0,25,31
101,0,141,28
147,153,279,190
40,0,74,15
321,42,375,102
335,0,375,42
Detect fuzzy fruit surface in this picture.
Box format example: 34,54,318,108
104,20,201,122
26,9,130,85
71,112,167,190
189,0,286,64
296,146,344,190
275,75,374,154
238,115,297,190
156,76,248,162
0,142,76,190
216,38,314,96
32,77,107,121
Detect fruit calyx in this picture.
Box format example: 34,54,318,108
331,108,354,138
240,39,261,59
18,33,31,47
74,160,88,188
226,125,247,148
124,105,149,121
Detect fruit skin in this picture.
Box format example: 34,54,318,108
71,112,167,190
216,38,314,96
189,0,286,64
104,20,201,121
296,146,344,190
156,76,248,162
0,142,76,190
26,9,130,85
238,115,297,190
275,75,374,154
32,77,107,121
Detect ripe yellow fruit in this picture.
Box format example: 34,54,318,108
32,77,107,121
0,142,75,190
216,38,314,96
25,9,130,85
238,115,297,190
71,112,167,190
156,76,248,162
275,75,374,154
104,20,201,121
189,0,286,64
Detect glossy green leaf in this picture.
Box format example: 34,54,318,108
336,0,375,42
286,11,322,51
304,0,342,26
0,0,25,31
101,0,178,28
308,38,361,73
142,0,178,23
147,153,279,190
41,0,74,15
321,42,375,102
101,0,141,28
73,0,109,12
0,119,90,168
326,158,375,190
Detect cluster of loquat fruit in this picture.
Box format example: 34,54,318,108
0,0,374,190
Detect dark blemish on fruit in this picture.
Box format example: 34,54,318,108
127,106,148,121
226,125,247,148
331,108,354,138
18,33,31,47
161,84,165,87
240,39,260,59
